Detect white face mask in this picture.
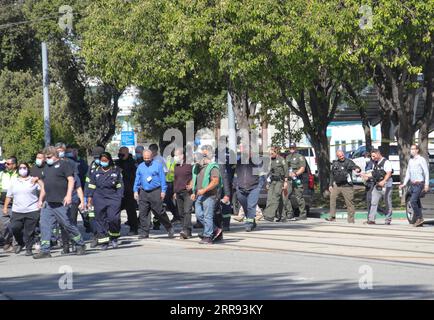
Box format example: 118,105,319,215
19,168,28,177
174,155,182,163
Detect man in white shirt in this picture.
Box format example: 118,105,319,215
362,149,393,225
399,144,430,227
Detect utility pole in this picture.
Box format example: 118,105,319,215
42,42,51,147
227,91,237,162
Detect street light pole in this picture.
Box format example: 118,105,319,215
227,91,237,159
41,42,51,147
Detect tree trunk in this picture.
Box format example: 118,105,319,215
362,116,372,152
380,110,391,158
309,127,331,195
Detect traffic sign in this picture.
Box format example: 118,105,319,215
121,131,135,146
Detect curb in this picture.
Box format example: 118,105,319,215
319,211,408,220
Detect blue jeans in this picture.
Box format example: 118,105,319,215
195,196,216,238
236,182,263,226
409,184,424,221
40,203,84,253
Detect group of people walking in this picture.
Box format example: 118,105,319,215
325,144,430,226
0,140,430,259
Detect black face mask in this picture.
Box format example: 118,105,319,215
144,160,152,166
118,153,127,160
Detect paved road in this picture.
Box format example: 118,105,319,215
1,215,433,300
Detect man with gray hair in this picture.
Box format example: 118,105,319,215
33,146,86,259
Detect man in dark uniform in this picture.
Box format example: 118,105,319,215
284,143,307,220
326,150,362,223
116,147,138,235
264,146,288,222
84,145,105,246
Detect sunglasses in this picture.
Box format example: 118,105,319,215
5,162,14,166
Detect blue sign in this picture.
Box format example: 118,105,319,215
121,131,135,146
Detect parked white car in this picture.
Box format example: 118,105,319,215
297,147,318,175
350,144,400,183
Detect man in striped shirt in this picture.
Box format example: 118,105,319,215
399,144,430,227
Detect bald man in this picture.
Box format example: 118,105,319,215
326,150,361,223
133,150,174,239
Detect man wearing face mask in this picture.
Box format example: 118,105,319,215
133,150,174,239
0,156,18,252
134,145,145,166
33,146,86,259
400,144,430,227
116,146,138,235
30,151,46,179
191,145,222,244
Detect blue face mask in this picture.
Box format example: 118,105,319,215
65,152,74,158
58,151,65,158
135,154,143,160
46,159,54,166
100,161,109,168
35,159,44,167
94,159,101,166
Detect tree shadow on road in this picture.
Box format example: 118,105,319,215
1,269,432,300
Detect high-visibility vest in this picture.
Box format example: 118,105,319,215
166,158,176,183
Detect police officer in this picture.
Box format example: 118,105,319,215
264,147,288,222
364,148,393,225
326,150,361,223
87,152,124,250
284,143,307,221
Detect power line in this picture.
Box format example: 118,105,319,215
0,10,84,31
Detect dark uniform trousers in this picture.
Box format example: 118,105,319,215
94,193,122,242
264,180,284,220
122,193,138,232
175,190,193,233
138,187,172,236
164,182,180,220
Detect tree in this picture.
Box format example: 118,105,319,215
79,0,227,148
0,69,76,161
22,0,124,153
0,0,41,72
351,0,434,179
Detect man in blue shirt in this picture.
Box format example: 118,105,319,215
134,150,174,239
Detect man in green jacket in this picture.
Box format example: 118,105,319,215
191,145,222,245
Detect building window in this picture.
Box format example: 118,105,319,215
341,140,346,152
